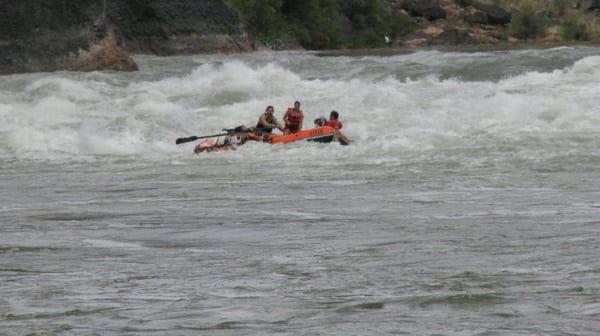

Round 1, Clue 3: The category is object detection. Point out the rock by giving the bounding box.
[469,27,500,43]
[454,0,474,7]
[404,38,429,48]
[0,0,253,75]
[399,0,447,21]
[336,14,354,36]
[423,26,444,37]
[108,0,252,55]
[472,1,512,25]
[578,0,600,11]
[464,8,489,24]
[545,25,560,41]
[430,28,471,45]
[577,0,600,12]
[0,0,110,74]
[431,29,460,45]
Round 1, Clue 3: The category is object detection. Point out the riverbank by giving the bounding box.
[0,0,254,75]
[2,0,600,75]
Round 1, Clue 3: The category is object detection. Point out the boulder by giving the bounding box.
[454,0,474,7]
[578,0,600,11]
[430,28,471,45]
[472,1,512,25]
[399,0,447,21]
[465,8,489,24]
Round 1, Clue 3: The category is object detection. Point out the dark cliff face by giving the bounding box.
[107,0,252,55]
[0,0,106,74]
[0,0,252,75]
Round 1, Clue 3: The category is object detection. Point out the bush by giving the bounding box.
[552,0,569,17]
[456,0,472,8]
[225,0,415,49]
[561,16,590,41]
[510,4,547,39]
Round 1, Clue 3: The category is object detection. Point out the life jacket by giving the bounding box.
[286,109,303,127]
[325,119,342,130]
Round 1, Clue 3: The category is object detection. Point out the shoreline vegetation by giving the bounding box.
[226,0,600,49]
[1,0,600,75]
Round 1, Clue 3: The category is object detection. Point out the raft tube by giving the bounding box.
[269,126,337,144]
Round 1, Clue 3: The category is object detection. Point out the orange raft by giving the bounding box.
[268,126,337,144]
[194,126,345,154]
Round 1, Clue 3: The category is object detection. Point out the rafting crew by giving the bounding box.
[283,101,304,135]
[257,103,349,144]
[179,103,350,153]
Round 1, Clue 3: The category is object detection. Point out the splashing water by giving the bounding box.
[1,48,600,335]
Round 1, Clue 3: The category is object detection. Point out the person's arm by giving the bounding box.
[334,130,351,145]
[299,114,304,130]
[257,114,267,128]
[283,109,291,125]
[275,119,285,132]
[260,115,283,131]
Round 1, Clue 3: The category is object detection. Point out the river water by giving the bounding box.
[1,47,600,335]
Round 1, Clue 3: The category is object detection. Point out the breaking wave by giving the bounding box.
[1,50,599,162]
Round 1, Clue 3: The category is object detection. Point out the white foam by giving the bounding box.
[1,51,599,162]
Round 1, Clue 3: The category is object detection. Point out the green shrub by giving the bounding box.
[552,0,569,17]
[225,0,415,49]
[456,0,472,8]
[510,4,547,39]
[561,16,590,40]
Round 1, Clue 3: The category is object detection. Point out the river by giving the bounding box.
[1,47,600,335]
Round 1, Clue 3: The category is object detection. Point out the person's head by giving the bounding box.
[294,101,301,109]
[266,105,274,115]
[330,110,339,120]
[314,117,326,126]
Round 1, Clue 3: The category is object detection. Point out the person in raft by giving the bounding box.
[256,105,284,133]
[325,110,351,145]
[324,110,343,130]
[283,101,304,135]
[314,116,327,127]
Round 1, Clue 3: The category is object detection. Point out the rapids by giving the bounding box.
[1,47,599,335]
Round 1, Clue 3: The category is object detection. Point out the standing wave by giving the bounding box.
[0,54,599,162]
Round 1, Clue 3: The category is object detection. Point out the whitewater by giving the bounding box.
[1,47,599,335]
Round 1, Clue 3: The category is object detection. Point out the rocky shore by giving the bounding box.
[388,0,513,47]
[0,0,253,75]
[1,0,599,75]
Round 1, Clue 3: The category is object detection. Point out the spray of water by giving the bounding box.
[1,50,599,162]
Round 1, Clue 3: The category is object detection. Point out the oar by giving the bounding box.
[175,133,230,145]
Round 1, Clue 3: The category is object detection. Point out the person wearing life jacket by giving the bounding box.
[256,105,284,133]
[283,101,304,135]
[324,111,350,145]
[324,110,343,130]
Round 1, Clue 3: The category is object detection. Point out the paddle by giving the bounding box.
[175,126,252,145]
[175,133,230,145]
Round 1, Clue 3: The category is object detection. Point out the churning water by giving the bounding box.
[1,47,600,335]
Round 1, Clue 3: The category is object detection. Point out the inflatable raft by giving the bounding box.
[268,126,337,144]
[193,126,346,154]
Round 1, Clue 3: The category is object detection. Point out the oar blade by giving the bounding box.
[175,136,199,145]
